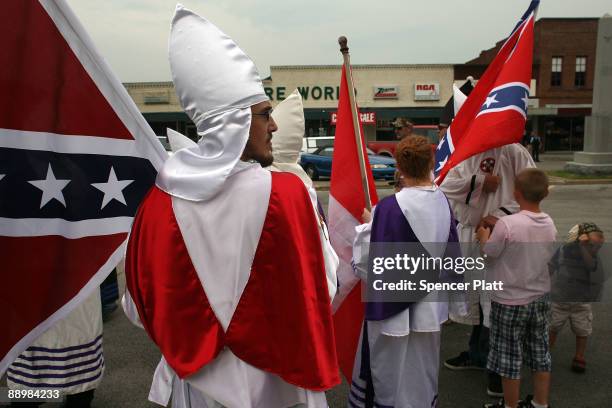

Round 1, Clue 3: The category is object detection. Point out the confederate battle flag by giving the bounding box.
[0,0,165,374]
[434,0,539,184]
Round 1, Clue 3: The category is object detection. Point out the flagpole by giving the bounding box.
[338,36,372,211]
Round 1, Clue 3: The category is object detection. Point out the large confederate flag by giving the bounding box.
[434,0,539,184]
[0,0,165,374]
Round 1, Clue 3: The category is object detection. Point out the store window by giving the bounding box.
[543,116,584,151]
[551,56,563,87]
[305,119,333,138]
[575,56,587,87]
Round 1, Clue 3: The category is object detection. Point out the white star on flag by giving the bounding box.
[521,92,529,109]
[437,137,446,150]
[483,94,499,109]
[92,167,134,209]
[28,164,71,208]
[436,156,448,172]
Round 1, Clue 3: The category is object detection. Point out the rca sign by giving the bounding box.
[414,82,440,101]
[330,111,376,125]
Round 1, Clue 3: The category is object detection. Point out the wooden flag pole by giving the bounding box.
[338,36,372,211]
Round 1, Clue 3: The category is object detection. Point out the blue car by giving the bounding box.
[299,146,396,180]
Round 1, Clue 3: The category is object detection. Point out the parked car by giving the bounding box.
[300,146,396,180]
[367,125,438,157]
[301,136,335,153]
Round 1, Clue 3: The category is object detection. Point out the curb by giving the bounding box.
[547,177,612,186]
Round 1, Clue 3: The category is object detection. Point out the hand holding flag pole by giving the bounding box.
[338,36,372,212]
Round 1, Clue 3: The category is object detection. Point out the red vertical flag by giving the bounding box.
[328,66,378,380]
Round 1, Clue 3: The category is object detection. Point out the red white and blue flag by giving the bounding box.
[0,0,166,375]
[434,0,539,184]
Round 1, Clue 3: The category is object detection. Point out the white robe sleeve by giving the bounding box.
[121,289,144,329]
[307,186,339,301]
[149,357,176,407]
[440,159,486,209]
[489,144,536,219]
[351,214,374,282]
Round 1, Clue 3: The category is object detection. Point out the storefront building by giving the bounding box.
[124,64,455,143]
[263,64,454,141]
[123,81,198,140]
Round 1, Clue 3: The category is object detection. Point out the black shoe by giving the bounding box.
[483,399,506,408]
[487,371,503,397]
[444,351,485,370]
[519,394,552,408]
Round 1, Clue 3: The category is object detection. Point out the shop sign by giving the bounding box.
[373,85,399,99]
[264,86,340,101]
[330,111,376,125]
[414,83,440,101]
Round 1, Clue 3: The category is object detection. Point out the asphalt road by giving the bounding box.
[5,178,612,408]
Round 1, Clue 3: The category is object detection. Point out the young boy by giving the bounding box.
[477,169,557,408]
[549,223,605,373]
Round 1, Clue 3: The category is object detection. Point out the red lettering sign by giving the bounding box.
[330,112,376,125]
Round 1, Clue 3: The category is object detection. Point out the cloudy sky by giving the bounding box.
[67,0,611,82]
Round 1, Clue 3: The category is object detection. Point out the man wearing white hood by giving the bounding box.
[268,89,312,189]
[269,90,337,288]
[123,5,340,408]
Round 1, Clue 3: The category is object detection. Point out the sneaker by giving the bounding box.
[519,395,552,408]
[487,386,504,398]
[444,351,485,370]
[483,399,506,408]
[487,371,503,397]
[571,357,586,373]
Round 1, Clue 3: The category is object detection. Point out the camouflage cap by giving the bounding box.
[391,117,413,129]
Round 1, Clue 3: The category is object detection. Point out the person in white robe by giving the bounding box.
[268,89,338,291]
[122,5,339,408]
[348,136,464,408]
[7,290,104,407]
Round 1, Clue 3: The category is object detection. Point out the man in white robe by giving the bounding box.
[123,6,339,408]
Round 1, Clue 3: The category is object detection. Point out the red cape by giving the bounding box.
[126,172,340,390]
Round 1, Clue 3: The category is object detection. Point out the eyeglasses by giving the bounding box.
[252,109,274,121]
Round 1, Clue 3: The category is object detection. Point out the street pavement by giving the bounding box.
[4,155,612,408]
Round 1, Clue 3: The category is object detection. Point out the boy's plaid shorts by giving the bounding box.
[487,296,552,379]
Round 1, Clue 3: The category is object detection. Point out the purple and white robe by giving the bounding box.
[349,185,465,408]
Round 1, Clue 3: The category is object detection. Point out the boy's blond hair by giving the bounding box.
[515,168,549,203]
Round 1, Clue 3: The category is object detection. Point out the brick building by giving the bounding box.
[456,18,599,151]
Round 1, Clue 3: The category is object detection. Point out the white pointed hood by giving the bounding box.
[268,90,312,188]
[156,4,268,201]
[453,84,468,116]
